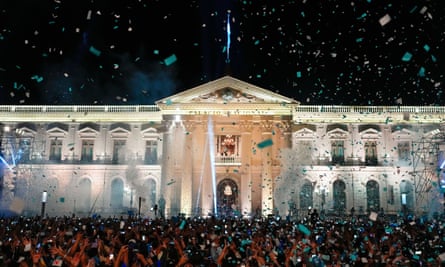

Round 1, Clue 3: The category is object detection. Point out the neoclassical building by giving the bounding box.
[1,76,444,218]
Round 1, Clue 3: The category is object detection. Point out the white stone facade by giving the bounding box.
[0,76,444,218]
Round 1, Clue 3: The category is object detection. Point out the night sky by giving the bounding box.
[0,0,444,105]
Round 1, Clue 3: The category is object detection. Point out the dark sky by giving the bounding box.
[0,0,444,105]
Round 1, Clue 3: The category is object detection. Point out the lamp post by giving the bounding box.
[41,190,47,218]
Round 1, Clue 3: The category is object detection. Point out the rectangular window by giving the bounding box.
[388,185,394,204]
[81,140,94,162]
[113,140,126,164]
[365,141,378,165]
[216,135,240,164]
[49,139,62,161]
[331,140,344,164]
[398,141,410,161]
[19,138,31,163]
[217,135,240,156]
[144,140,158,164]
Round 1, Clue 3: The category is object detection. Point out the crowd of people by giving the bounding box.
[0,210,444,267]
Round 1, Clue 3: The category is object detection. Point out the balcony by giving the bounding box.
[214,155,242,165]
[317,156,383,167]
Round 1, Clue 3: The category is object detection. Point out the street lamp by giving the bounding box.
[41,190,47,218]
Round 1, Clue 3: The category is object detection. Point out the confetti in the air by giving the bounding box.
[0,0,442,105]
[89,46,102,57]
[163,54,177,66]
[378,14,391,26]
[257,139,273,149]
[402,52,413,62]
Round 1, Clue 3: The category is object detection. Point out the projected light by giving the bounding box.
[175,108,181,123]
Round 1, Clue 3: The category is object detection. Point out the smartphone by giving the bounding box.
[109,254,114,260]
[147,244,152,254]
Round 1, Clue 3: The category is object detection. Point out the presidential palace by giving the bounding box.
[1,76,444,218]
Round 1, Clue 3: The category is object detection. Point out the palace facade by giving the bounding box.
[1,76,444,218]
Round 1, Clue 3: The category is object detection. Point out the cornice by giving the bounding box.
[0,104,444,124]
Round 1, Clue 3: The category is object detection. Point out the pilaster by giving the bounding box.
[240,120,253,217]
[160,120,175,217]
[260,120,274,216]
[180,120,195,216]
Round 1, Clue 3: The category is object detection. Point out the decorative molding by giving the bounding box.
[191,87,260,103]
[182,121,196,133]
[260,120,274,130]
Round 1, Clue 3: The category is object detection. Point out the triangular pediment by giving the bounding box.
[47,127,67,138]
[156,76,299,106]
[327,128,349,139]
[360,128,382,139]
[78,127,99,138]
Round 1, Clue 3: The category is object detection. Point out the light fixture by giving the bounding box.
[222,135,235,146]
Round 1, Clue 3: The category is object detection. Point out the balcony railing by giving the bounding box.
[214,155,242,165]
[294,105,445,113]
[0,105,160,113]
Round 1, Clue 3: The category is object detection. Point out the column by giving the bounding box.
[200,118,215,216]
[240,120,253,217]
[260,120,274,216]
[191,120,209,216]
[160,121,174,217]
[170,122,186,216]
[180,120,194,216]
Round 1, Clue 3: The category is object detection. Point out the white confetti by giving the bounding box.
[379,14,391,26]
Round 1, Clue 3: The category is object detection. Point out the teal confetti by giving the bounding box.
[297,224,311,236]
[257,139,273,149]
[31,75,44,83]
[164,54,177,66]
[401,52,412,62]
[423,44,430,52]
[89,46,101,57]
[296,71,302,78]
[418,67,425,77]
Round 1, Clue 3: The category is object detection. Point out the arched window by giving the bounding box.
[217,179,238,217]
[142,179,157,209]
[110,179,124,208]
[299,181,313,210]
[366,180,380,212]
[78,178,91,213]
[333,180,346,213]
